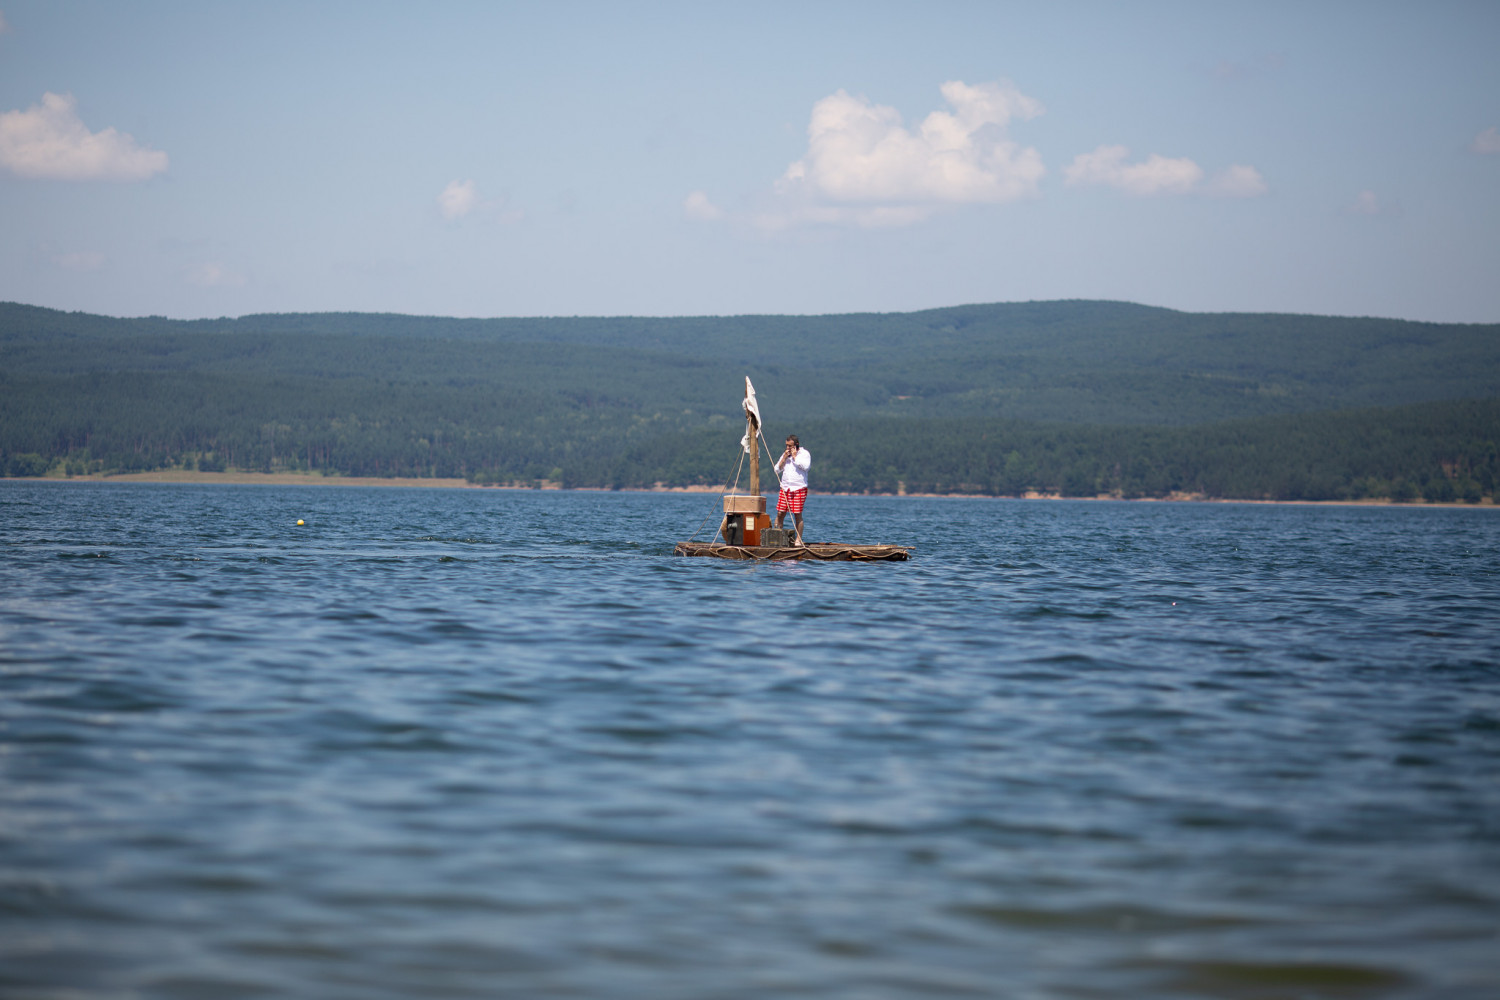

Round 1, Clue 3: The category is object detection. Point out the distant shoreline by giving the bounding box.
[2,470,1493,508]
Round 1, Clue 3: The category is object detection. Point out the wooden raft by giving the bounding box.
[674,378,911,563]
[673,542,912,562]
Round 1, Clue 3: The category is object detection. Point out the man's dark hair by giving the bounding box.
[786,434,800,448]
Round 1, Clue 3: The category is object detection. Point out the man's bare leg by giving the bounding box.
[792,513,804,545]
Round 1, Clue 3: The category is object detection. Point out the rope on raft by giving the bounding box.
[685,447,747,544]
[758,427,779,481]
[684,423,781,546]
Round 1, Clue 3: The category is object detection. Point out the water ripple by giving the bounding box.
[2,484,1498,999]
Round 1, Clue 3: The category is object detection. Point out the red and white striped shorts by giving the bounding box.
[777,488,807,514]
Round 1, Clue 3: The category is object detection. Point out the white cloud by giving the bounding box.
[1064,145,1202,195]
[1472,126,1500,155]
[436,178,523,224]
[1349,190,1381,215]
[1346,189,1400,217]
[1064,145,1266,198]
[683,190,723,222]
[187,262,246,287]
[1204,163,1268,198]
[0,92,168,180]
[52,250,106,272]
[438,178,479,220]
[765,79,1046,228]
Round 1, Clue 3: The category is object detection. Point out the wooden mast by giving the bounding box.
[748,408,760,500]
[720,377,767,546]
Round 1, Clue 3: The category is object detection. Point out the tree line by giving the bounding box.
[2,368,1494,503]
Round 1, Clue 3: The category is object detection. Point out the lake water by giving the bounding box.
[2,482,1498,999]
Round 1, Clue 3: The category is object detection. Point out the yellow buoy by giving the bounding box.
[297,519,305,526]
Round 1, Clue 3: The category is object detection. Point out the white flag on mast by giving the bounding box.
[740,376,761,454]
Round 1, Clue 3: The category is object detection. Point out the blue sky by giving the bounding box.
[1,1,1496,322]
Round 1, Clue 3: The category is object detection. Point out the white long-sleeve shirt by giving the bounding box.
[776,447,811,492]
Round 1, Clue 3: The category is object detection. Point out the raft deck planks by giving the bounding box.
[673,542,912,561]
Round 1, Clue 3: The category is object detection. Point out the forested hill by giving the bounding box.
[2,300,1497,502]
[3,299,1498,425]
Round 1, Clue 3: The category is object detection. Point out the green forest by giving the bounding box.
[2,300,1497,502]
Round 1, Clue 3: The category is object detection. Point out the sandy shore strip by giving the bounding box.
[19,470,485,489]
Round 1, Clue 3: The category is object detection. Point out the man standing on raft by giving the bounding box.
[774,434,811,546]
